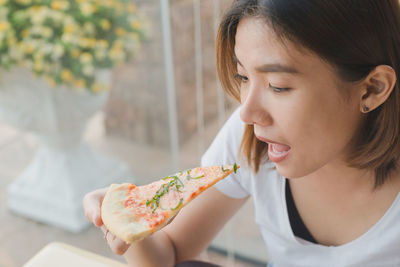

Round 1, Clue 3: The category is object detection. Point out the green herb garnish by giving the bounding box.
[186,169,204,180]
[146,175,184,213]
[233,163,238,173]
[171,198,183,210]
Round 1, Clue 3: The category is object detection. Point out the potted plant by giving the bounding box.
[0,0,145,232]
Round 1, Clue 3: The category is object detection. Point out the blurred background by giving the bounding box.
[0,0,269,266]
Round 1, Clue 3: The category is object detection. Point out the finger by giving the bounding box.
[101,226,130,255]
[93,214,103,227]
[83,187,108,226]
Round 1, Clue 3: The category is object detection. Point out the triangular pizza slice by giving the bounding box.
[101,164,239,244]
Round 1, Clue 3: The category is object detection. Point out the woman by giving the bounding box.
[83,0,400,266]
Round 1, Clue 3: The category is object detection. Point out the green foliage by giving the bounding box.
[0,0,145,92]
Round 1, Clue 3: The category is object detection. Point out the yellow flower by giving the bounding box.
[75,79,86,89]
[33,50,44,60]
[0,22,9,32]
[105,0,115,7]
[61,33,79,44]
[110,48,125,63]
[97,39,108,49]
[113,39,124,49]
[33,60,44,72]
[51,1,70,11]
[42,27,53,38]
[91,83,102,93]
[80,38,96,48]
[100,19,111,30]
[63,25,76,34]
[95,49,106,60]
[131,20,141,30]
[116,28,125,37]
[84,22,95,34]
[80,52,93,64]
[80,3,96,16]
[53,44,64,58]
[16,0,31,5]
[25,43,35,54]
[88,38,96,48]
[31,6,41,13]
[7,36,16,46]
[51,11,64,23]
[45,76,56,88]
[17,42,24,51]
[61,69,73,82]
[21,29,29,38]
[82,65,94,76]
[127,3,137,14]
[71,49,81,58]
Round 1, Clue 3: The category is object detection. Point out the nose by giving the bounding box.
[239,83,272,127]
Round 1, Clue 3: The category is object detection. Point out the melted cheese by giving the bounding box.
[122,165,233,230]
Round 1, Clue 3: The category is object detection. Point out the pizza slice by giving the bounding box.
[101,164,239,244]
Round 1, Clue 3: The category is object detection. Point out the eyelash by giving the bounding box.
[269,84,291,93]
[233,73,291,92]
[234,73,248,82]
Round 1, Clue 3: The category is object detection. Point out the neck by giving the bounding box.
[295,160,376,197]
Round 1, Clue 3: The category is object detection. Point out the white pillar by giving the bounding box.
[160,0,179,171]
[194,0,205,156]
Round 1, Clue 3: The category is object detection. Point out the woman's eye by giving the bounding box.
[234,73,248,83]
[269,83,290,92]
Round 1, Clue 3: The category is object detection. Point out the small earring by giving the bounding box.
[363,106,370,113]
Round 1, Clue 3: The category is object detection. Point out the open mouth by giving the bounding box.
[268,142,291,163]
[256,135,291,163]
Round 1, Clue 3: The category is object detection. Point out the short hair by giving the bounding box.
[216,0,400,187]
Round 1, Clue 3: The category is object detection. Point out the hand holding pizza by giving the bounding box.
[83,187,131,255]
[83,164,238,252]
[100,164,238,244]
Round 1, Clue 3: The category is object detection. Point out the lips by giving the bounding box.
[256,135,291,163]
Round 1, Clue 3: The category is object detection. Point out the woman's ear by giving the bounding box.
[359,65,397,113]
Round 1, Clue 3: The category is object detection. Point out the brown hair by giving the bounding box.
[216,0,400,187]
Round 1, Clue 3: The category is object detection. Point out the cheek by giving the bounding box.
[239,89,247,103]
[289,97,359,167]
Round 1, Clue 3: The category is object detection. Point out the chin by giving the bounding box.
[274,163,311,179]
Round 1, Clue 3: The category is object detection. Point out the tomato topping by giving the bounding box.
[124,197,136,208]
[126,184,137,196]
[148,212,167,229]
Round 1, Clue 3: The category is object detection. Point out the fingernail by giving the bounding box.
[93,215,100,226]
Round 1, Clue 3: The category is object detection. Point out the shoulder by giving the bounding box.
[211,107,244,146]
[202,107,244,166]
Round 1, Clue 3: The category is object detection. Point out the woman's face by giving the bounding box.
[235,18,363,178]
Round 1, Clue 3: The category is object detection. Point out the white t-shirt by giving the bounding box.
[201,107,400,267]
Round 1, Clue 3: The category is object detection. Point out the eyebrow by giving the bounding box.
[233,54,300,74]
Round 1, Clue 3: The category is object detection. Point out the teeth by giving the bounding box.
[270,144,289,155]
[271,147,286,155]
